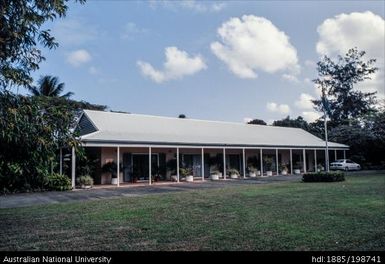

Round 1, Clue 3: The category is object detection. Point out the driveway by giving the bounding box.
[0,175,302,209]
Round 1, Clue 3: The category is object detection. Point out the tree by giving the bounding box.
[247,119,266,125]
[178,114,187,118]
[28,75,73,98]
[0,0,85,89]
[312,48,378,127]
[272,116,308,129]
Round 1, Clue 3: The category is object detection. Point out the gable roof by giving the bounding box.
[79,110,348,149]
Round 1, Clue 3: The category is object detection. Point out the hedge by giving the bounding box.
[302,172,345,182]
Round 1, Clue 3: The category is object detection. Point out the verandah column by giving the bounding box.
[275,149,279,176]
[223,148,226,180]
[314,149,317,172]
[290,149,293,175]
[260,149,263,176]
[343,150,346,159]
[117,146,120,187]
[176,147,180,182]
[334,149,337,161]
[303,149,307,173]
[242,148,246,179]
[201,148,204,181]
[148,147,152,185]
[71,146,76,189]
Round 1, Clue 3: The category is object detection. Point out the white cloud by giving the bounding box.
[243,117,253,123]
[302,111,322,122]
[67,49,92,67]
[304,78,312,84]
[88,66,99,75]
[266,102,290,114]
[121,22,148,40]
[149,0,226,13]
[211,15,299,79]
[304,60,316,68]
[295,93,315,110]
[137,46,207,83]
[316,11,385,98]
[282,74,299,83]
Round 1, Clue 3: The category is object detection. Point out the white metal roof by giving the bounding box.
[80,110,348,149]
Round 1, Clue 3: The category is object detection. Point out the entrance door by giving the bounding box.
[132,155,149,181]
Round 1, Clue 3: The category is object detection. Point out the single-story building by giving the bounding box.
[66,110,349,187]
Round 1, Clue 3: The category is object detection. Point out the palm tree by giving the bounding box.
[28,75,74,98]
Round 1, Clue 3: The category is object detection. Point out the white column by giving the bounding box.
[117,147,120,186]
[242,148,246,179]
[71,147,76,189]
[223,148,226,180]
[276,149,279,176]
[314,149,317,172]
[290,149,293,175]
[303,149,307,173]
[149,147,152,185]
[176,147,180,182]
[201,148,204,181]
[260,149,263,176]
[59,148,63,175]
[334,149,337,161]
[343,150,346,159]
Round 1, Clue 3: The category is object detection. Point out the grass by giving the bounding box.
[0,172,384,251]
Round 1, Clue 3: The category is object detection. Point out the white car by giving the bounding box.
[330,159,361,171]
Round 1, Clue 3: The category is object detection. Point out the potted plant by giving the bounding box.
[264,157,273,176]
[76,175,94,189]
[317,164,324,172]
[210,170,221,180]
[248,166,257,177]
[180,167,193,182]
[102,161,118,184]
[227,168,240,179]
[294,162,302,174]
[280,164,289,175]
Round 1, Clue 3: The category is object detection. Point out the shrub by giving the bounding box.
[180,167,192,177]
[76,175,94,186]
[302,172,345,182]
[227,168,240,176]
[46,173,72,191]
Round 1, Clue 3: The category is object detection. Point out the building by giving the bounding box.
[67,110,349,187]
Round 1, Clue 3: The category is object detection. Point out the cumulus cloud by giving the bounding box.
[295,93,315,110]
[149,0,226,13]
[210,15,299,79]
[266,102,290,114]
[302,111,322,122]
[121,22,148,40]
[282,74,300,83]
[67,49,92,67]
[137,46,207,83]
[316,11,385,98]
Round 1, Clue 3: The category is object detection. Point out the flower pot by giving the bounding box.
[81,184,92,189]
[111,178,118,185]
[249,172,257,177]
[185,175,194,182]
[230,174,238,179]
[210,174,219,180]
[294,169,301,175]
[171,175,178,182]
[281,170,288,175]
[266,171,273,176]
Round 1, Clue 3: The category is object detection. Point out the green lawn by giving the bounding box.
[1,173,384,251]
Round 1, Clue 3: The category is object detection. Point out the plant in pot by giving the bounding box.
[102,161,118,185]
[280,164,289,175]
[294,162,302,174]
[264,157,273,176]
[210,165,221,180]
[227,168,240,179]
[180,167,193,182]
[317,164,324,172]
[76,175,94,189]
[248,166,258,177]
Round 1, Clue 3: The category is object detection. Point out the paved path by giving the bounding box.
[0,175,302,209]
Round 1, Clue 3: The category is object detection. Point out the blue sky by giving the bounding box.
[28,0,384,124]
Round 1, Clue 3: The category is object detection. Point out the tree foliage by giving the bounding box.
[247,118,266,125]
[28,75,73,98]
[0,0,85,88]
[0,91,80,192]
[312,48,378,126]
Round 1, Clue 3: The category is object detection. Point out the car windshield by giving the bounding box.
[335,159,345,163]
